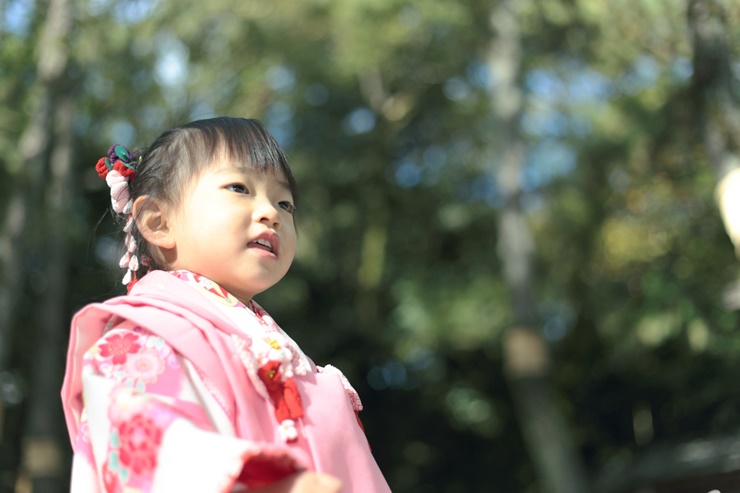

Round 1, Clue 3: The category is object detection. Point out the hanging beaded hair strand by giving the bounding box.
[95,144,148,291]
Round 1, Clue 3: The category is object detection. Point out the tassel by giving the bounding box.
[126,234,137,252]
[106,170,130,213]
[119,251,130,268]
[126,272,138,293]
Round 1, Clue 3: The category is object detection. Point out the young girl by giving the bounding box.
[61,117,391,493]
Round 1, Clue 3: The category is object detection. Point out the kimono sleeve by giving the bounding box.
[71,322,304,493]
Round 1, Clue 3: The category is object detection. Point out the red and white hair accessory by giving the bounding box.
[95,144,142,290]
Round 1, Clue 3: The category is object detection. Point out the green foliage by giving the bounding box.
[2,0,740,491]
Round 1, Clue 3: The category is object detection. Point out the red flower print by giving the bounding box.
[258,361,304,423]
[99,332,141,365]
[117,413,163,476]
[102,460,119,493]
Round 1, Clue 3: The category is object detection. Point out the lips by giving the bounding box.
[248,231,280,255]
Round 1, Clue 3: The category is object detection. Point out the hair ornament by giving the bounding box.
[120,249,140,288]
[122,268,133,286]
[95,144,142,291]
[119,252,131,269]
[123,215,134,233]
[105,171,132,214]
[96,144,139,214]
[125,233,137,252]
[95,144,138,180]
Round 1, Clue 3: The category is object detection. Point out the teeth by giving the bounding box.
[254,238,273,250]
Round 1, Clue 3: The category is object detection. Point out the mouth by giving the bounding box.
[248,232,279,256]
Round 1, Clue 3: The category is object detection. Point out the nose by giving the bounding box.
[253,197,280,228]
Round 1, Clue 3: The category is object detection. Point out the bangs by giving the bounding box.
[182,118,298,203]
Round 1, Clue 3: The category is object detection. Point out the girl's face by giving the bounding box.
[164,160,297,303]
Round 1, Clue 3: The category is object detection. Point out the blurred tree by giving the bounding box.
[6,0,78,491]
[488,2,589,492]
[1,0,740,492]
[688,0,740,258]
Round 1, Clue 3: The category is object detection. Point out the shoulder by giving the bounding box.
[72,271,188,326]
[126,270,192,303]
[75,271,210,332]
[85,321,169,362]
[72,274,211,375]
[82,320,182,390]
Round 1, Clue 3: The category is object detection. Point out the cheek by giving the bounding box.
[284,231,298,259]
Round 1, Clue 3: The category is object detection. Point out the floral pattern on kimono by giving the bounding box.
[74,321,304,493]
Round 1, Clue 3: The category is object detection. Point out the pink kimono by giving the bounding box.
[61,270,391,493]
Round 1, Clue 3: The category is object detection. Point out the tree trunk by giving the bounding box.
[488,2,590,492]
[0,0,64,448]
[14,0,76,491]
[20,93,77,493]
[0,191,31,373]
[688,0,740,257]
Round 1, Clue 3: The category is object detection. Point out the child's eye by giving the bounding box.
[278,201,296,214]
[226,184,248,194]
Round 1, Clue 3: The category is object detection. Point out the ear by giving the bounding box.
[133,196,176,250]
